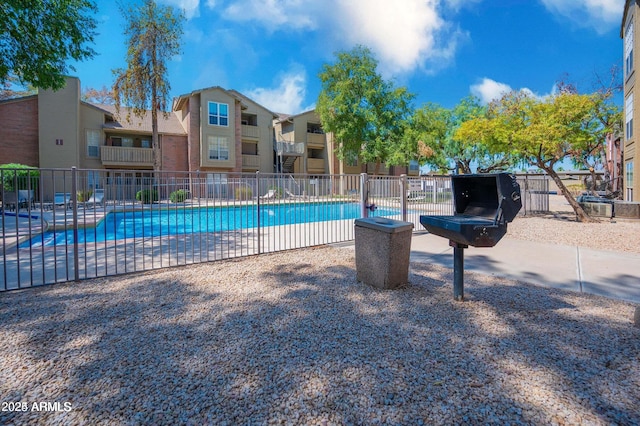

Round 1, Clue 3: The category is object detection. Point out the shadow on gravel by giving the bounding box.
[0,252,639,425]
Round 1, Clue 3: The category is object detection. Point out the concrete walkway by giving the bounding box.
[405,231,640,304]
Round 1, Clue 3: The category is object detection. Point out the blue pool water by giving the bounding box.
[27,202,400,247]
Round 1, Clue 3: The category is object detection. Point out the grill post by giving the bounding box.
[450,241,467,301]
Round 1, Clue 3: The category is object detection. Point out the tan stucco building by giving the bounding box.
[0,77,419,183]
[622,0,640,201]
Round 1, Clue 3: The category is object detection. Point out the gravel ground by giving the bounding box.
[1,234,639,425]
[508,195,640,254]
[507,215,640,253]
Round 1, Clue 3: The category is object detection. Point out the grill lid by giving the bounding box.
[452,173,521,224]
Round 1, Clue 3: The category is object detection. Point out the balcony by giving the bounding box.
[101,146,154,168]
[306,132,325,148]
[241,124,259,139]
[275,141,304,156]
[242,154,260,170]
[307,158,325,173]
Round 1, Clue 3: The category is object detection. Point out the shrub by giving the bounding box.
[136,189,159,204]
[235,187,253,200]
[169,189,188,203]
[76,190,93,203]
[0,163,40,192]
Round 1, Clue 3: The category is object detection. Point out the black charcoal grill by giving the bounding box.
[420,173,522,301]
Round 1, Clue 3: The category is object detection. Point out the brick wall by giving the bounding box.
[188,96,200,172]
[161,135,189,171]
[0,97,39,166]
[233,100,242,173]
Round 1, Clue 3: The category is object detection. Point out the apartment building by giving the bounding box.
[0,77,189,172]
[273,109,419,177]
[0,77,419,185]
[172,87,278,174]
[622,0,639,201]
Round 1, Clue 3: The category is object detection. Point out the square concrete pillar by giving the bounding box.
[354,218,414,289]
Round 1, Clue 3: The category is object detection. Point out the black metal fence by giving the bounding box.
[0,168,549,292]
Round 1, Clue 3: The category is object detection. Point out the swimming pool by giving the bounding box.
[27,202,401,247]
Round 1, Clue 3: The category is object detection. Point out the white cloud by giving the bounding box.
[220,0,471,75]
[470,78,551,104]
[161,0,200,19]
[223,0,322,31]
[335,0,462,75]
[539,0,621,33]
[470,78,514,104]
[245,71,310,114]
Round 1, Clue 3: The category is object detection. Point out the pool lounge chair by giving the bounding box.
[54,193,72,209]
[2,192,18,211]
[17,190,34,210]
[284,189,306,200]
[83,189,105,209]
[260,189,278,200]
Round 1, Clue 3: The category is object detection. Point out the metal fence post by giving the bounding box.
[360,173,368,218]
[400,174,408,222]
[256,171,261,254]
[71,167,80,282]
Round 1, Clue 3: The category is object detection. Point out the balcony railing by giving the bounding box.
[241,124,259,139]
[307,158,325,173]
[242,154,260,169]
[101,146,154,167]
[275,141,305,156]
[306,132,325,148]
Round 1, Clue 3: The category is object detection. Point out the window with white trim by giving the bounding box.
[208,136,229,160]
[208,102,229,126]
[626,20,634,76]
[626,94,634,140]
[86,129,101,158]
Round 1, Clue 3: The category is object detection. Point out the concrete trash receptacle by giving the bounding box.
[354,217,414,289]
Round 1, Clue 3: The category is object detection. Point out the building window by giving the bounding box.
[86,130,101,158]
[627,160,634,201]
[409,160,419,172]
[626,94,634,140]
[87,170,101,189]
[208,136,229,160]
[626,20,634,76]
[208,102,229,126]
[141,139,151,148]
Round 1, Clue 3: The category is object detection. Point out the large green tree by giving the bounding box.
[0,0,97,90]
[112,0,184,170]
[400,102,450,172]
[403,96,513,174]
[316,45,414,174]
[558,69,623,195]
[456,90,602,222]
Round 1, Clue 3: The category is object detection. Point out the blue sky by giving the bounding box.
[71,0,623,114]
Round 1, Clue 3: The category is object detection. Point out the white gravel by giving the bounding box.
[508,215,640,253]
[1,224,639,425]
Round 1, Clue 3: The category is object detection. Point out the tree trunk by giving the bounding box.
[543,166,597,223]
[589,168,598,196]
[151,107,160,171]
[373,160,381,176]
